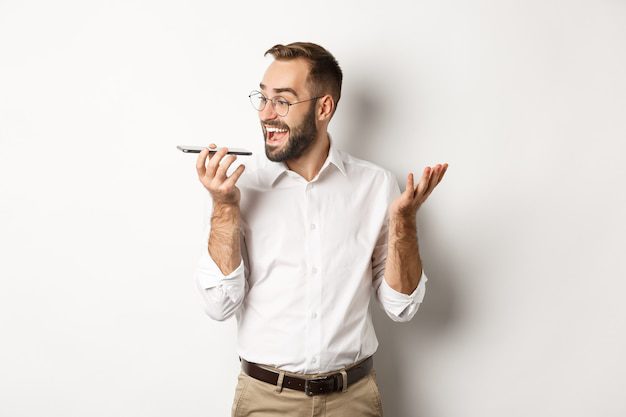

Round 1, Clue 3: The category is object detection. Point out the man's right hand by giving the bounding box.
[196,143,246,206]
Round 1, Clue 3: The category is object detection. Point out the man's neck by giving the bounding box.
[285,130,330,182]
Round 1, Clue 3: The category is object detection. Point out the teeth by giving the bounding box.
[266,127,288,133]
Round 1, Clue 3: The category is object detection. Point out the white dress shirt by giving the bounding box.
[195,134,427,373]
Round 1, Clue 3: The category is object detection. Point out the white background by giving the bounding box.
[1,1,625,416]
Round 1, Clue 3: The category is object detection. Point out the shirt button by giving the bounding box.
[310,223,316,230]
[312,267,318,274]
[312,357,317,364]
[311,312,317,319]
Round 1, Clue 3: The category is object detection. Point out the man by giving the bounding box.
[194,42,448,417]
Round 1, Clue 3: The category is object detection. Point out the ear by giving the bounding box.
[317,95,335,121]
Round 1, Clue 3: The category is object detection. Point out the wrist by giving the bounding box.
[213,201,240,212]
[389,211,417,230]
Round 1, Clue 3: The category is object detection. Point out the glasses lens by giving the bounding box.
[249,92,265,111]
[274,99,289,116]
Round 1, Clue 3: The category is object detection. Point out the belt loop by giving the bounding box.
[340,369,348,393]
[275,370,286,393]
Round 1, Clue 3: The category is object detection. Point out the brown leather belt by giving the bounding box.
[240,356,373,396]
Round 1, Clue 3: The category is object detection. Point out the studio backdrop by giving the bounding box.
[1,1,625,416]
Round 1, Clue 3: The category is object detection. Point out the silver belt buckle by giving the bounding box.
[304,377,335,396]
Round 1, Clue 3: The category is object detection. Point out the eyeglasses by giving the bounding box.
[248,90,322,117]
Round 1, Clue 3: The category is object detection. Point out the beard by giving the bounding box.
[263,103,318,162]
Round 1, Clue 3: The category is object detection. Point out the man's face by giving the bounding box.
[258,58,318,162]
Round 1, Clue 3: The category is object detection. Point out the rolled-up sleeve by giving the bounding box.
[371,171,427,322]
[194,201,249,322]
[375,271,427,322]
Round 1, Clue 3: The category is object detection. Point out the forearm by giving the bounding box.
[208,202,242,276]
[384,213,423,295]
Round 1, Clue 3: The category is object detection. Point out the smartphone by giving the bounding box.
[177,145,253,155]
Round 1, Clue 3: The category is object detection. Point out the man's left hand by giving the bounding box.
[389,163,449,219]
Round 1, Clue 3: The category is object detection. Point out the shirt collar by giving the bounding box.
[262,133,347,186]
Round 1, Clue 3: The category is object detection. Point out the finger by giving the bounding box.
[436,163,448,185]
[405,173,415,197]
[206,147,229,179]
[424,165,442,197]
[224,164,246,187]
[206,143,218,162]
[415,167,432,196]
[196,148,210,177]
[215,155,238,180]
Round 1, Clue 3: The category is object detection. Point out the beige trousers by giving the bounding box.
[231,363,383,417]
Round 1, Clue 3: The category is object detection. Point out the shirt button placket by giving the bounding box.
[306,182,322,371]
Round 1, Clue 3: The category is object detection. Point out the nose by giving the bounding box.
[259,99,278,120]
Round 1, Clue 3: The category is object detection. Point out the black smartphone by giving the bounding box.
[176,145,253,155]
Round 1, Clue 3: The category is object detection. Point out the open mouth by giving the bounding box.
[266,126,289,145]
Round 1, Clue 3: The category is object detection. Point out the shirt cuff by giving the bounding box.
[195,253,245,289]
[378,270,428,317]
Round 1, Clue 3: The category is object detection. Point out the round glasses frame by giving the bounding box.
[248,90,323,117]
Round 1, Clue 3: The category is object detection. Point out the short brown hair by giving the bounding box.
[264,42,343,116]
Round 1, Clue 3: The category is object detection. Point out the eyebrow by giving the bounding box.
[259,83,299,98]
